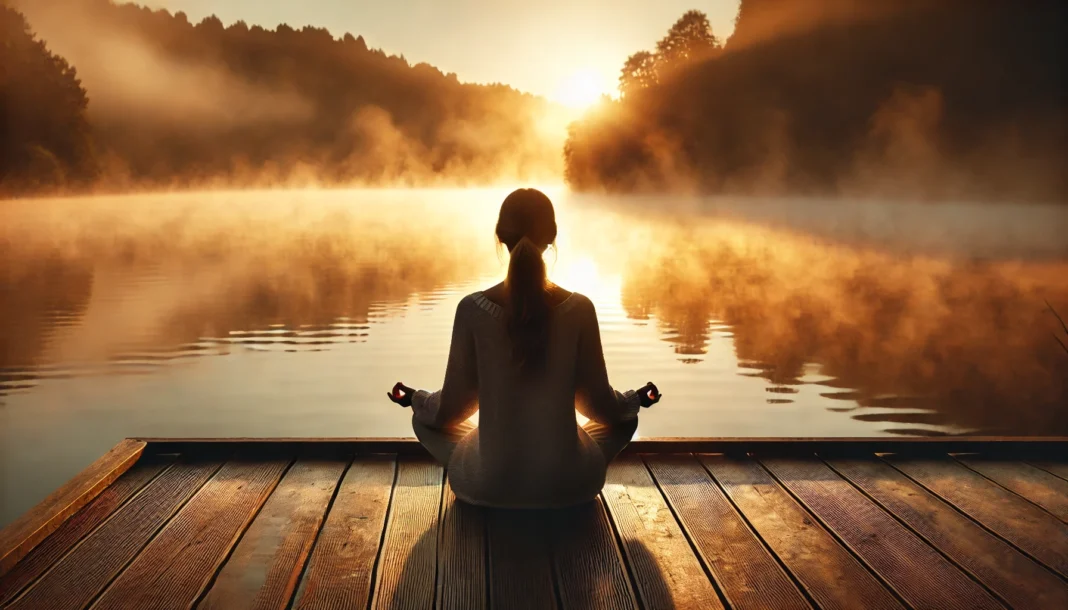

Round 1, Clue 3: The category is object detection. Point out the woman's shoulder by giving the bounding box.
[462,290,503,318]
[557,289,594,314]
[457,288,593,318]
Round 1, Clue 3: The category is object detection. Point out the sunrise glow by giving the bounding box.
[551,68,610,109]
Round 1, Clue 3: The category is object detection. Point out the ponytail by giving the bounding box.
[505,236,551,373]
[495,187,557,374]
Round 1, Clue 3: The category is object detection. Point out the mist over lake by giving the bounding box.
[2,189,1066,526]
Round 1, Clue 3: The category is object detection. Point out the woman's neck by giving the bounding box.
[482,282,571,307]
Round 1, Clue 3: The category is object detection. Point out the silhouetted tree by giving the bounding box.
[0,3,95,195]
[655,10,719,74]
[619,51,658,98]
[564,1,1067,202]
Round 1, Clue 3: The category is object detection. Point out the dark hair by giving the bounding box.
[495,188,558,373]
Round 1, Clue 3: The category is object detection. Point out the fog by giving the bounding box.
[565,2,1066,203]
[569,195,1068,432]
[11,0,569,192]
[2,190,1066,435]
[21,1,312,127]
[3,0,1066,435]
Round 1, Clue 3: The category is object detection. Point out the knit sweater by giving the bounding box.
[412,290,641,508]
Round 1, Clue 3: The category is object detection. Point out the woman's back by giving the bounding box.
[410,290,642,507]
[465,290,602,506]
[473,283,580,463]
[391,188,658,509]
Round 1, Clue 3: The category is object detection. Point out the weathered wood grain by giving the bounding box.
[700,455,902,610]
[646,454,808,610]
[6,440,1065,610]
[6,458,219,610]
[0,439,145,575]
[957,458,1068,522]
[90,458,289,610]
[198,460,347,610]
[602,457,723,610]
[830,458,1068,609]
[1031,461,1068,482]
[0,456,169,605]
[763,458,1002,610]
[437,479,486,610]
[369,457,443,610]
[888,457,1068,576]
[291,455,396,610]
[550,497,638,610]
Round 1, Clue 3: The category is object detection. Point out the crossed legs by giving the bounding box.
[412,414,637,466]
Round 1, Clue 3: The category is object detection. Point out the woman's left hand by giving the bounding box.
[387,382,416,407]
[638,381,662,408]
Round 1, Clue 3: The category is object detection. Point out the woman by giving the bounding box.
[387,188,661,508]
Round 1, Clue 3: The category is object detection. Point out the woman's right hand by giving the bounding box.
[638,381,662,408]
[387,382,415,407]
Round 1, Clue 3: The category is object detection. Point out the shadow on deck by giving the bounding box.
[1,438,1067,609]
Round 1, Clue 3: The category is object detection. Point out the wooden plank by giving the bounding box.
[1032,461,1068,481]
[487,510,556,610]
[550,497,638,610]
[198,460,347,610]
[830,458,1068,610]
[291,455,396,610]
[369,456,443,610]
[91,458,290,610]
[140,437,1068,459]
[437,479,486,610]
[957,458,1068,522]
[144,439,426,459]
[762,458,1002,610]
[602,457,723,610]
[0,439,145,575]
[700,455,903,610]
[631,437,1068,459]
[645,455,808,610]
[0,456,170,605]
[5,458,220,610]
[888,457,1068,576]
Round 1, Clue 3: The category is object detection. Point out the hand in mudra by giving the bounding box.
[638,381,662,408]
[387,382,416,407]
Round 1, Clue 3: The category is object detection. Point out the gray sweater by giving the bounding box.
[412,291,641,508]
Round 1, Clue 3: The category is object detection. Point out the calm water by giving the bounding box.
[2,188,1067,526]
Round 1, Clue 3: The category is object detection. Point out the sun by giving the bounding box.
[552,68,609,110]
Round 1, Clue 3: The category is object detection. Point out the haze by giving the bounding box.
[141,0,742,106]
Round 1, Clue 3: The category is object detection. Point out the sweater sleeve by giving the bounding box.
[575,297,641,424]
[412,299,479,428]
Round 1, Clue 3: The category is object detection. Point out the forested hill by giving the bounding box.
[1,3,96,194]
[565,0,1067,202]
[5,0,563,194]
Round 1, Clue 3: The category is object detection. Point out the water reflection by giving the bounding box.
[0,190,501,395]
[586,202,1068,435]
[1,189,1066,439]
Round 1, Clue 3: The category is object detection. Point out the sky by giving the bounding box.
[143,1,741,106]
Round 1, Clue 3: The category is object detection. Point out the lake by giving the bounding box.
[2,188,1067,527]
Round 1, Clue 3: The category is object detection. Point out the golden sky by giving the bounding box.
[144,1,741,106]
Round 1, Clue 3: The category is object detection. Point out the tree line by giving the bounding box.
[565,0,1067,202]
[1,3,96,194]
[6,0,1065,201]
[2,0,562,196]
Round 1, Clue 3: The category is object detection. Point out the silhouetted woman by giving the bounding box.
[387,188,660,508]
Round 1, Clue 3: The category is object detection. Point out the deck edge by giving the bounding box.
[0,438,145,576]
[135,436,1068,459]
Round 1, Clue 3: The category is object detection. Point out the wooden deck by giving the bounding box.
[1,438,1066,609]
